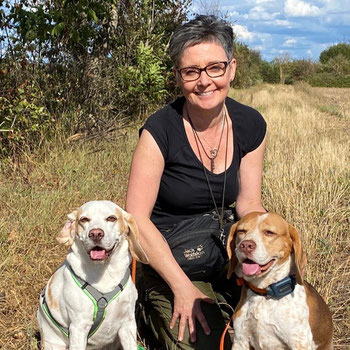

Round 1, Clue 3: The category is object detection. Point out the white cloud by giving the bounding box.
[256,0,275,3]
[232,24,254,42]
[228,10,240,17]
[190,0,349,61]
[306,49,313,58]
[269,19,294,27]
[284,0,321,17]
[243,6,280,20]
[283,38,297,47]
[252,45,264,51]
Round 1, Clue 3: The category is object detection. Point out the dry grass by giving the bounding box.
[0,132,138,349]
[230,84,350,348]
[1,84,349,349]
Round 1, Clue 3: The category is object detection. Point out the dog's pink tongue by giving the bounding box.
[90,249,106,260]
[242,261,261,275]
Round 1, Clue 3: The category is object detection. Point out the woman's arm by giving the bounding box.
[126,129,186,287]
[126,129,213,342]
[235,135,267,219]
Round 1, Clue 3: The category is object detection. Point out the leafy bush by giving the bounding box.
[233,42,263,88]
[0,83,54,156]
[116,41,168,117]
[323,54,350,76]
[0,0,190,157]
[288,59,316,82]
[308,72,350,88]
[260,61,280,83]
[315,43,350,87]
[320,43,350,64]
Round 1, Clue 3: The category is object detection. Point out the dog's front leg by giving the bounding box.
[117,320,138,350]
[232,339,252,350]
[288,340,317,350]
[68,322,91,350]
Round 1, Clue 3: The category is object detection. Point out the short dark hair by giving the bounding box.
[169,15,234,68]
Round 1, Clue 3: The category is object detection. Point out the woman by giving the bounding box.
[126,15,266,349]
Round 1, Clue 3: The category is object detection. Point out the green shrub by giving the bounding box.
[325,54,350,76]
[308,72,350,88]
[288,59,316,82]
[320,43,350,64]
[116,41,168,117]
[1,0,189,150]
[0,84,54,156]
[260,61,280,83]
[233,42,263,88]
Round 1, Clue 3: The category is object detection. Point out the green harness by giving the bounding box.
[41,263,130,339]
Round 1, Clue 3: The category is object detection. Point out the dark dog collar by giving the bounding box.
[236,275,296,300]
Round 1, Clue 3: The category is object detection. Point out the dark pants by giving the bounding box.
[137,264,241,350]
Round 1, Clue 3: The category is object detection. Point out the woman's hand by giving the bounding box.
[170,282,214,343]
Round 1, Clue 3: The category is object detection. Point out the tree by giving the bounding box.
[232,42,263,88]
[289,59,315,82]
[260,61,279,84]
[273,53,291,84]
[319,43,350,64]
[1,0,190,156]
[7,0,190,121]
[310,42,350,87]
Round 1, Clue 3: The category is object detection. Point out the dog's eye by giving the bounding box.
[106,216,117,222]
[265,230,276,236]
[79,217,90,223]
[236,229,246,235]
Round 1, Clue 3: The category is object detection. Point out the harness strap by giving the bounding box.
[41,263,130,338]
[67,264,130,337]
[41,290,69,337]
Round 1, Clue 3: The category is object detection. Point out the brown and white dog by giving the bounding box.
[37,200,148,350]
[227,212,333,350]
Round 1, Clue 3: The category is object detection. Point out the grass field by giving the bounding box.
[0,84,349,349]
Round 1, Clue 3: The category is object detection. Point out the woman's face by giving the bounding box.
[175,41,236,113]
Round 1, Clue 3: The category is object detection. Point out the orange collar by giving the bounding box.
[236,277,268,295]
[236,275,297,299]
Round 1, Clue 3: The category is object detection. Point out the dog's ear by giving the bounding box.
[123,212,149,264]
[288,224,307,285]
[57,210,78,247]
[227,222,239,279]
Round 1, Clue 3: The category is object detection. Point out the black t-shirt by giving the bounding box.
[141,96,266,231]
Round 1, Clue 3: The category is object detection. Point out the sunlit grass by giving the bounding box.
[230,84,350,348]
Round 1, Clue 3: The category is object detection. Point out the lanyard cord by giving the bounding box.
[186,104,229,231]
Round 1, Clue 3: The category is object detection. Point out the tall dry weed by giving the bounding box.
[0,84,349,349]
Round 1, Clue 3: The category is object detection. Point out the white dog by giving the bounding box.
[227,212,333,350]
[37,200,148,350]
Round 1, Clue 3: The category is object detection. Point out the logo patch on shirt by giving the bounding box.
[184,245,205,261]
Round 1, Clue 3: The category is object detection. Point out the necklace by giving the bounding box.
[189,106,229,236]
[187,106,226,172]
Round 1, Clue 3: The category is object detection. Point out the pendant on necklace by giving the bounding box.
[210,148,218,158]
[210,148,218,172]
[211,158,215,172]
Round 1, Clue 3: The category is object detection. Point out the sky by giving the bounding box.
[191,0,350,62]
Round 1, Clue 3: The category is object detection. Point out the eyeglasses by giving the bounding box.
[177,61,231,82]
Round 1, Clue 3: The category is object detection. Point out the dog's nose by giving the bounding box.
[89,229,104,242]
[240,240,256,255]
